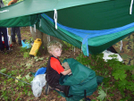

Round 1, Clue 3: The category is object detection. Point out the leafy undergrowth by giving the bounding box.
[76,53,134,101]
[0,27,134,101]
[0,43,81,101]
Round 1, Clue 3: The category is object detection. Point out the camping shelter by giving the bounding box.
[0,0,134,65]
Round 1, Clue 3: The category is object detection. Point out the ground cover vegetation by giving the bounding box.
[0,27,134,101]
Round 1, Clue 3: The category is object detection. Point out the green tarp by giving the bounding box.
[0,0,109,27]
[0,0,134,63]
[0,0,134,29]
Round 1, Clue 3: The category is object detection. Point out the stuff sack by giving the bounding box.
[59,58,103,101]
[31,74,46,97]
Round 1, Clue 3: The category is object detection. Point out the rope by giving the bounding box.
[34,24,36,32]
[130,0,134,15]
[30,26,32,33]
[54,9,58,29]
[0,72,31,85]
[120,40,123,51]
[47,35,50,42]
[39,19,42,27]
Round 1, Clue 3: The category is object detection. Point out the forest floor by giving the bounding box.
[0,27,97,101]
[0,27,132,101]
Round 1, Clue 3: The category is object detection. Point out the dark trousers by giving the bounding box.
[11,27,21,44]
[49,83,70,97]
[0,27,9,51]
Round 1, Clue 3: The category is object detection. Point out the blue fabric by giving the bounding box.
[21,40,31,49]
[34,67,47,77]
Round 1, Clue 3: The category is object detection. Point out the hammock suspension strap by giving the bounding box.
[130,0,134,15]
[54,9,58,29]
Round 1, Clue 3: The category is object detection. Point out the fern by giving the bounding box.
[97,85,107,101]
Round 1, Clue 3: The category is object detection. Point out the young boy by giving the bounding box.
[46,40,71,97]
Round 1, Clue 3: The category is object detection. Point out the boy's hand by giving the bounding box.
[62,62,70,70]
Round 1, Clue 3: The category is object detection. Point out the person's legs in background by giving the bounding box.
[0,27,4,51]
[3,28,10,50]
[15,27,22,45]
[11,27,16,43]
[0,27,10,51]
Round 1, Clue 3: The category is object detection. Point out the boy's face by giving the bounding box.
[50,47,62,57]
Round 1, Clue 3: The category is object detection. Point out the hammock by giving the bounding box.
[37,13,134,56]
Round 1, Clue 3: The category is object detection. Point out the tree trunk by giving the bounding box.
[30,27,48,55]
[30,27,67,56]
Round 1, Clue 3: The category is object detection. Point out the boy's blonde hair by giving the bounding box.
[47,40,62,53]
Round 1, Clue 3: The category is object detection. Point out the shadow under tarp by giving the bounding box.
[58,58,103,101]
